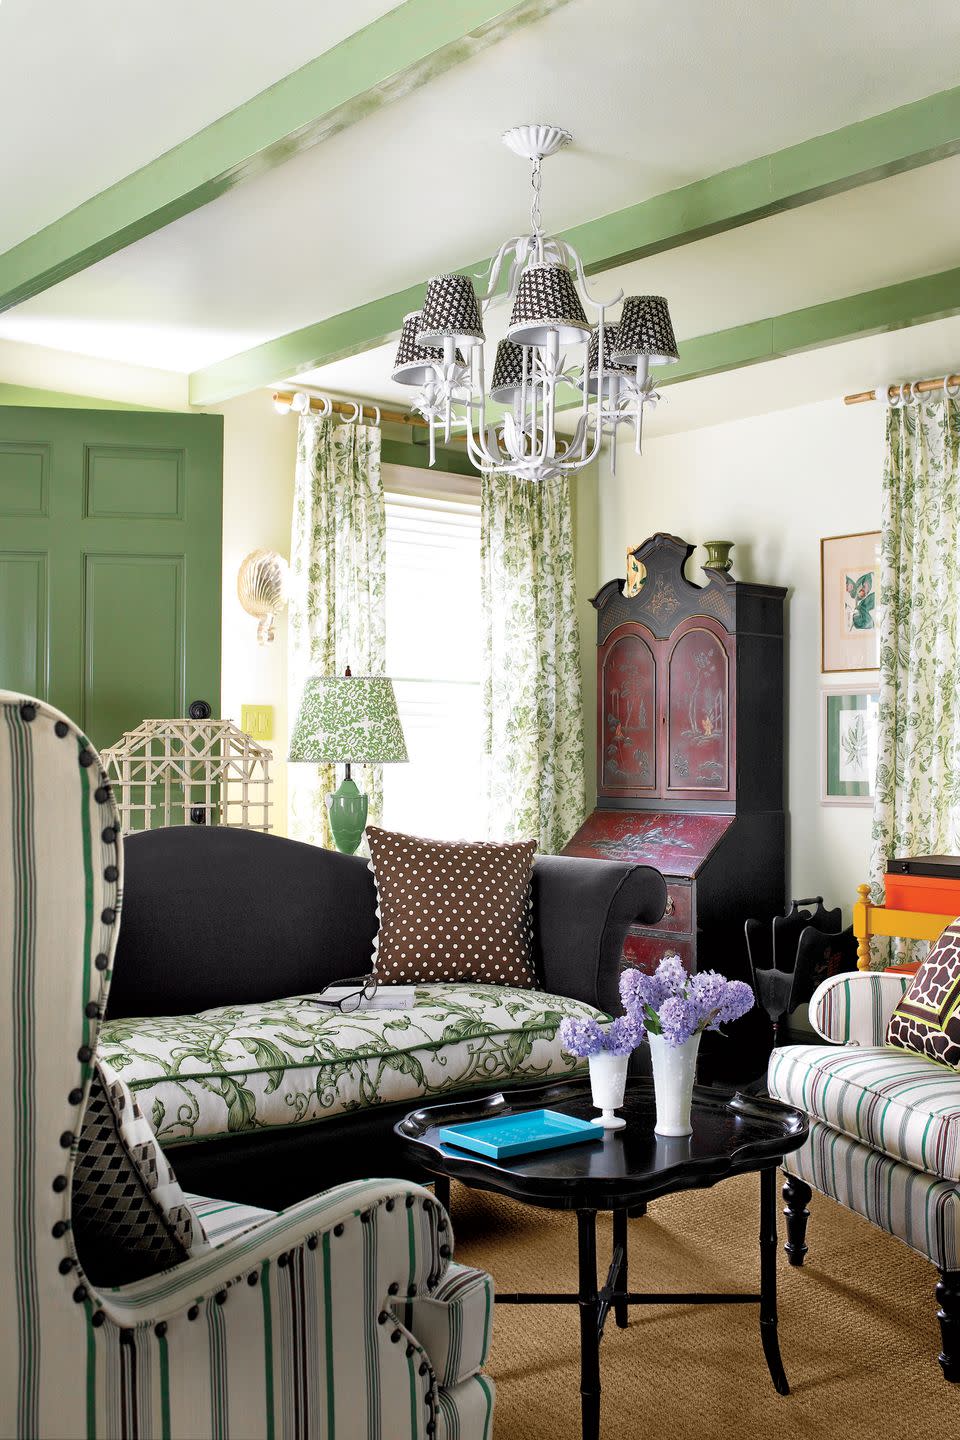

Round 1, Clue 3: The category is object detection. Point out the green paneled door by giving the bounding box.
[0,406,222,750]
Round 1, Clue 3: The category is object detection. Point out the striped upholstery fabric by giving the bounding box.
[784,1119,960,1269]
[185,1193,276,1249]
[0,692,495,1440]
[768,1043,960,1181]
[397,1262,494,1387]
[809,971,911,1047]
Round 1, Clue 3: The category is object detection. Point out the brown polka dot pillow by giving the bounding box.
[366,826,538,987]
[886,921,960,1068]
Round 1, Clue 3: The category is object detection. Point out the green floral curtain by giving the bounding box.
[870,396,960,934]
[288,416,385,847]
[481,471,585,854]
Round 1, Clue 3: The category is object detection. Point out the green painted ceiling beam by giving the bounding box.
[189,82,960,404]
[0,0,569,315]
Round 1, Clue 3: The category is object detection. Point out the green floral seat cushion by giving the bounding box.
[97,984,603,1147]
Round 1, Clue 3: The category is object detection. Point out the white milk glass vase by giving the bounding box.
[588,1051,629,1130]
[648,1031,702,1137]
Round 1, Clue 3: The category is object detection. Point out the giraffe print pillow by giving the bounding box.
[886,921,960,1069]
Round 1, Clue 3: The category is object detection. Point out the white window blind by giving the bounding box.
[382,486,484,841]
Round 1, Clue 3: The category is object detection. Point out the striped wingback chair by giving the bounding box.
[768,969,960,1382]
[0,692,495,1440]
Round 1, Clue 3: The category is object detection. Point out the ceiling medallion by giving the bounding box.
[391,125,679,482]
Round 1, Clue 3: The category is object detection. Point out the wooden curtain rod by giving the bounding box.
[272,391,427,428]
[843,373,960,406]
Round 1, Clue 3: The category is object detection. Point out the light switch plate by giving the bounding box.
[241,704,274,741]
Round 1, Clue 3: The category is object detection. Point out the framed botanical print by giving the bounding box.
[820,531,881,672]
[821,687,879,806]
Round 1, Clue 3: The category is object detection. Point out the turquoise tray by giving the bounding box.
[438,1108,602,1160]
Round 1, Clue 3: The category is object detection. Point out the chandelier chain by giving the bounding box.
[529,157,543,237]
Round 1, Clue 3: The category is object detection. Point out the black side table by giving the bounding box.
[398,1078,807,1440]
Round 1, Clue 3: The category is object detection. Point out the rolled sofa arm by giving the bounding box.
[809,971,911,1047]
[532,856,667,1016]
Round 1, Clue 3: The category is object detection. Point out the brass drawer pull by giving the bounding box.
[664,895,676,916]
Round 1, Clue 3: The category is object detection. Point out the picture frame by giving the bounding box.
[820,531,881,672]
[820,686,879,807]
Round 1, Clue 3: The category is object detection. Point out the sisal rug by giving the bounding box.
[450,1175,957,1439]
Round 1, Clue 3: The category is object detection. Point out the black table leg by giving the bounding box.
[759,1167,790,1395]
[613,1208,629,1329]
[577,1209,601,1440]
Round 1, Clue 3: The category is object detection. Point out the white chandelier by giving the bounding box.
[391,124,679,482]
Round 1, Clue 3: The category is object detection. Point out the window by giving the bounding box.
[381,476,484,840]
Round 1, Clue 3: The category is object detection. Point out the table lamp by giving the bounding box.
[288,669,408,853]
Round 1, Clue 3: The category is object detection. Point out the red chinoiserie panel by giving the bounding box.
[599,625,658,796]
[658,883,692,934]
[667,625,730,794]
[621,930,694,975]
[563,809,734,879]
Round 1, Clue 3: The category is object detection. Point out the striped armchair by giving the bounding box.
[768,969,959,1382]
[0,692,495,1440]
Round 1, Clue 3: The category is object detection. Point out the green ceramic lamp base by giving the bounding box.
[327,774,369,854]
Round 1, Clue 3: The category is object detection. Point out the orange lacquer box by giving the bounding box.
[885,856,960,916]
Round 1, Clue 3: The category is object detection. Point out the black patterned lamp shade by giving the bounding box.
[489,339,530,403]
[612,296,679,367]
[392,312,462,387]
[507,263,591,346]
[581,324,632,396]
[417,274,485,348]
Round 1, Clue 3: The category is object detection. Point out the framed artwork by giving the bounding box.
[820,687,879,806]
[820,531,881,672]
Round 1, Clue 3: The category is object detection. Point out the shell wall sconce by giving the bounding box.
[237,548,290,644]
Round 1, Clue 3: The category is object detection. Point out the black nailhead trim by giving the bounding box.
[277,1253,288,1268]
[77,1046,92,1063]
[333,1224,344,1237]
[408,1286,417,1297]
[20,703,36,722]
[360,1211,371,1223]
[104,865,118,882]
[101,908,115,925]
[419,1363,429,1377]
[248,1272,259,1286]
[53,1176,67,1193]
[439,1245,451,1258]
[73,1286,87,1303]
[406,1344,415,1357]
[94,786,110,804]
[55,720,69,738]
[79,749,94,767]
[68,1088,83,1105]
[95,953,108,971]
[155,1322,167,1338]
[388,1282,399,1295]
[59,1258,75,1274]
[91,1311,106,1328]
[405,1195,415,1208]
[385,1198,394,1211]
[215,1290,227,1305]
[188,1306,199,1321]
[307,1236,318,1250]
[52,1221,69,1238]
[59,1131,73,1148]
[391,1330,402,1343]
[85,1002,100,1019]
[378,1312,389,1325]
[437,1219,448,1232]
[102,827,117,844]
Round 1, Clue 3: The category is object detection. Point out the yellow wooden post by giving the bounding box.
[854,883,872,970]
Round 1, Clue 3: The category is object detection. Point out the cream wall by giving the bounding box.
[592,396,884,916]
[209,394,298,835]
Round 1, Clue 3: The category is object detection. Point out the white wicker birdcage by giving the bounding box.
[101,716,273,834]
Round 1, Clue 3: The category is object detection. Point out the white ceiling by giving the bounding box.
[2,0,960,380]
[0,0,403,252]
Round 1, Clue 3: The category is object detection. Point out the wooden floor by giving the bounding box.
[451,1174,957,1439]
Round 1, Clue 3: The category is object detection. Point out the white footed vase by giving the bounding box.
[588,1051,629,1129]
[648,1031,701,1136]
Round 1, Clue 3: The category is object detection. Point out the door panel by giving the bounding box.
[665,617,735,800]
[597,622,659,798]
[0,406,221,750]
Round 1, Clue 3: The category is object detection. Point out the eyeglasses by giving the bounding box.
[299,973,380,1014]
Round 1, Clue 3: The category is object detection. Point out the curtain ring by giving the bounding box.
[943,374,960,399]
[880,382,902,408]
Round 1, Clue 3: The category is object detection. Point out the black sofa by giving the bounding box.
[104,826,666,1209]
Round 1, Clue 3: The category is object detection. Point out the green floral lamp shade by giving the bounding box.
[288,674,407,855]
[288,675,408,765]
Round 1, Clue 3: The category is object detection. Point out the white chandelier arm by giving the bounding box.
[554,238,624,311]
